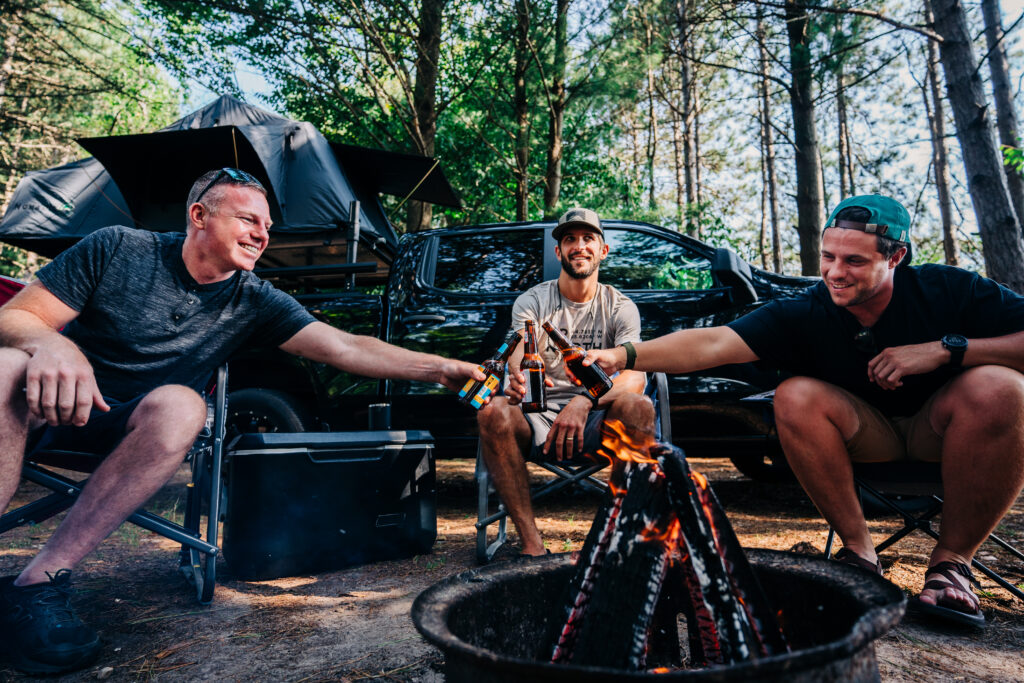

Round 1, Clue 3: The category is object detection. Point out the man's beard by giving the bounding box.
[561,253,599,279]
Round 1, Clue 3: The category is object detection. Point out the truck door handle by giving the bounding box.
[402,313,447,324]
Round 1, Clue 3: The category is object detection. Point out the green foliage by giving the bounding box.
[0,1,181,273]
[1004,145,1024,178]
[0,246,29,279]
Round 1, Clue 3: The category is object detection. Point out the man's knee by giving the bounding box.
[607,392,654,429]
[128,385,207,452]
[937,365,1024,432]
[478,396,517,433]
[0,348,29,399]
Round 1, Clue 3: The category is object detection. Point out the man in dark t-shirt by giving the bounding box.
[0,169,483,674]
[588,195,1024,629]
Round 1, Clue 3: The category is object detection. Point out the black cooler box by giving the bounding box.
[223,430,435,580]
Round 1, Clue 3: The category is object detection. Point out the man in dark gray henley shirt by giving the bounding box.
[0,168,483,674]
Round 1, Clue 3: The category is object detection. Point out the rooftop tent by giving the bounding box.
[0,96,456,264]
[0,157,132,258]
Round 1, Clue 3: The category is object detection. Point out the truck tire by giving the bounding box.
[227,388,313,434]
[729,453,794,484]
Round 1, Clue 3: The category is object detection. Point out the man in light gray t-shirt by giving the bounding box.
[478,207,653,558]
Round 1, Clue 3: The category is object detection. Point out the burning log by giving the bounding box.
[548,420,787,671]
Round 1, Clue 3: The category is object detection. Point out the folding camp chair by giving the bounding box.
[823,461,1024,603]
[475,372,672,563]
[0,365,228,605]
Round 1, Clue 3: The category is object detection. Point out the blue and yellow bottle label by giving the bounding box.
[459,365,486,398]
[470,374,501,409]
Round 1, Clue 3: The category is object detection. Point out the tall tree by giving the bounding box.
[407,0,446,232]
[930,0,1024,291]
[542,0,569,217]
[980,0,1024,230]
[756,3,782,272]
[784,0,824,275]
[513,0,532,220]
[922,0,958,266]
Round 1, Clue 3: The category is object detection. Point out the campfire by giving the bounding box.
[547,420,787,671]
[413,427,905,681]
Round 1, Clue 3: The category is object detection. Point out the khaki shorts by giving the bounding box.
[843,388,943,463]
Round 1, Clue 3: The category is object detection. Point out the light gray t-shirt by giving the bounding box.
[36,226,315,401]
[511,279,642,408]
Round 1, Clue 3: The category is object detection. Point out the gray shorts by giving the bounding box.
[524,406,608,461]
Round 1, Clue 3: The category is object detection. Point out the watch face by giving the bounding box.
[943,334,968,349]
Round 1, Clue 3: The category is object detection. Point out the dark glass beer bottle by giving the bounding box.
[541,321,614,400]
[520,320,547,413]
[458,331,522,410]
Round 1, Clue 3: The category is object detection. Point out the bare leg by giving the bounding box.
[477,397,543,555]
[16,385,207,586]
[0,349,33,515]
[920,365,1024,610]
[604,392,655,437]
[773,377,876,563]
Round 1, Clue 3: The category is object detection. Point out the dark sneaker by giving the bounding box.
[0,569,100,674]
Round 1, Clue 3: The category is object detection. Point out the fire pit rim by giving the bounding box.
[412,548,906,680]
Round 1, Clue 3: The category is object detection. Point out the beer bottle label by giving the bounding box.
[524,370,544,405]
[458,365,486,399]
[469,374,501,409]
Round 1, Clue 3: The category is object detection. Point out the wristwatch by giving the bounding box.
[941,334,968,368]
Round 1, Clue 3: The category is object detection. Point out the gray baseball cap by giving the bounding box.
[553,207,604,241]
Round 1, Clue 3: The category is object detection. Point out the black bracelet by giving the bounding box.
[620,341,637,370]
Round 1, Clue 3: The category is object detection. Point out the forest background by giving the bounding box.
[2,0,1024,290]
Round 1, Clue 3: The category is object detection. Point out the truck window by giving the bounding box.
[434,231,544,293]
[601,228,713,291]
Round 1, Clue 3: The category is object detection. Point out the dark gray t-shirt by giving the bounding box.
[36,226,315,400]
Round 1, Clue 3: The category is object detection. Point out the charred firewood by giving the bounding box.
[548,422,787,672]
[550,461,672,668]
[656,443,788,660]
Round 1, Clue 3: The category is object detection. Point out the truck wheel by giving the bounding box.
[728,454,794,483]
[227,388,313,434]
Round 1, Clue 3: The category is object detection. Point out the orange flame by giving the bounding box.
[640,516,681,546]
[599,419,658,464]
[651,667,671,674]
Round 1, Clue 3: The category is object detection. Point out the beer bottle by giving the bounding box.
[520,319,547,413]
[458,331,522,410]
[541,321,614,400]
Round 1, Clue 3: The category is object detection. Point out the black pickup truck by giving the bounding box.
[229,219,815,480]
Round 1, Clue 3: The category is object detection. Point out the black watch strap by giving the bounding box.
[941,334,967,368]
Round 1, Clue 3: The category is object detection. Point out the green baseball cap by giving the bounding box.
[824,195,911,243]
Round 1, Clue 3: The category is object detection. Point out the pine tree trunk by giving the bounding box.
[836,67,855,197]
[981,0,1024,230]
[785,0,824,276]
[674,0,698,235]
[931,0,1024,291]
[406,0,445,233]
[924,0,958,266]
[644,10,657,210]
[513,0,531,221]
[543,0,568,219]
[757,8,782,273]
[671,103,685,229]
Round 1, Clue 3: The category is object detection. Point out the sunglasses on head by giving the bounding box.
[194,168,263,205]
[853,327,877,356]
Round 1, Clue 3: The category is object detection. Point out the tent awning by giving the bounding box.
[78,127,281,233]
[331,144,461,208]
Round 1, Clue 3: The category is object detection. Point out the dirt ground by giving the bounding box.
[2,456,1023,682]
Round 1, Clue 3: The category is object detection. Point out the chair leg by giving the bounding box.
[180,364,227,604]
[475,444,508,564]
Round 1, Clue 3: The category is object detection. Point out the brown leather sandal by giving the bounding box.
[833,548,884,576]
[909,560,985,628]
